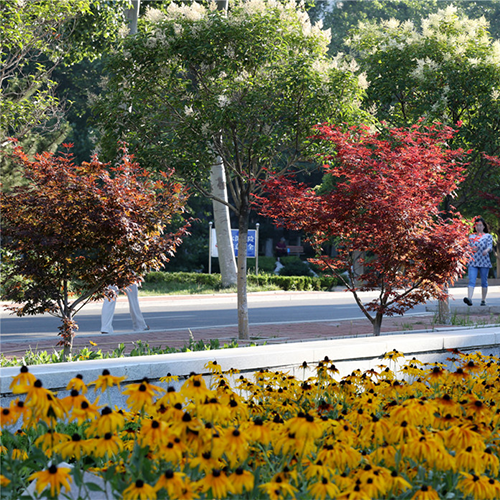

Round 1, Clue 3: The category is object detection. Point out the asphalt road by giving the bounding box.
[1,287,499,344]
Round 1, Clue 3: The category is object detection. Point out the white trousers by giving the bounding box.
[101,284,148,334]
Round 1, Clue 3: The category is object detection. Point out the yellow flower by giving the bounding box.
[90,432,124,458]
[259,477,298,500]
[12,448,28,460]
[70,397,102,424]
[285,412,324,440]
[154,470,185,496]
[228,467,254,495]
[28,464,73,498]
[138,418,171,449]
[9,365,37,394]
[197,469,234,499]
[189,451,224,474]
[0,474,10,487]
[123,479,157,500]
[383,349,405,361]
[219,427,248,466]
[66,374,88,394]
[411,484,440,500]
[54,432,91,460]
[205,360,222,373]
[155,438,184,465]
[0,407,19,427]
[87,406,126,436]
[89,369,127,393]
[181,373,213,402]
[34,429,70,457]
[308,477,340,499]
[458,472,500,500]
[122,378,165,412]
[159,372,180,383]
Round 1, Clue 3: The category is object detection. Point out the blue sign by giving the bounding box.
[232,229,256,258]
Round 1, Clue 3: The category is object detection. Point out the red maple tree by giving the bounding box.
[1,142,189,358]
[257,123,471,335]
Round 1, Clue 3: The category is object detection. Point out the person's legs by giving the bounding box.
[101,285,119,334]
[124,283,148,331]
[464,266,478,305]
[479,267,489,305]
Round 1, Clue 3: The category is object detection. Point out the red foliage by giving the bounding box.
[1,142,189,355]
[257,123,470,335]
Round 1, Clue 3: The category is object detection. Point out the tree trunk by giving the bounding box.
[125,0,141,35]
[436,286,451,325]
[237,198,250,340]
[211,157,237,287]
[373,311,383,336]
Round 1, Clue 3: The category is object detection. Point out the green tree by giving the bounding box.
[1,142,189,359]
[348,5,500,213]
[0,0,131,188]
[94,0,366,339]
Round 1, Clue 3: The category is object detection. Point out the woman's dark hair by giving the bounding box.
[473,217,489,233]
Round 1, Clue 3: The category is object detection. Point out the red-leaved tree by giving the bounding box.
[257,123,471,335]
[1,142,189,358]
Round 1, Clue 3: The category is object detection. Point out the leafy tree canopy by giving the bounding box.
[1,142,189,358]
[257,122,470,335]
[347,5,500,213]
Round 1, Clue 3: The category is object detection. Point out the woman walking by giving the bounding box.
[464,217,493,306]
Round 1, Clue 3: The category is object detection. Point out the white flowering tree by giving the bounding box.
[348,6,500,211]
[95,0,365,339]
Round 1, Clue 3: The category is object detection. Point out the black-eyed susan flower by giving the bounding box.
[458,472,499,500]
[54,432,91,460]
[175,478,200,500]
[304,459,333,480]
[259,476,298,500]
[244,417,272,445]
[122,479,157,500]
[197,468,234,498]
[410,484,440,500]
[122,378,165,413]
[156,438,184,465]
[181,373,212,402]
[9,365,37,394]
[159,372,180,383]
[189,451,224,474]
[0,475,10,487]
[70,397,101,424]
[205,360,222,374]
[28,464,72,497]
[308,476,340,499]
[89,369,126,393]
[12,448,28,461]
[66,374,87,394]
[386,470,412,495]
[0,407,19,427]
[286,412,324,440]
[87,406,126,436]
[228,467,254,495]
[90,432,123,458]
[34,429,70,457]
[197,396,231,424]
[137,418,170,449]
[154,470,185,496]
[221,427,249,467]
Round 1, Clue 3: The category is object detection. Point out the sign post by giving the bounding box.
[209,224,259,274]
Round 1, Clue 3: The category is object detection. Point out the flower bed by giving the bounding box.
[1,350,500,499]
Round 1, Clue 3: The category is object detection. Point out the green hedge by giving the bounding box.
[144,271,339,291]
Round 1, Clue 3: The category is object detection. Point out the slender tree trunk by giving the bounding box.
[237,197,250,340]
[125,0,141,35]
[211,157,237,287]
[210,0,236,287]
[436,285,451,325]
[372,311,383,336]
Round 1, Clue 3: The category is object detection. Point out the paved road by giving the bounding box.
[1,287,499,345]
